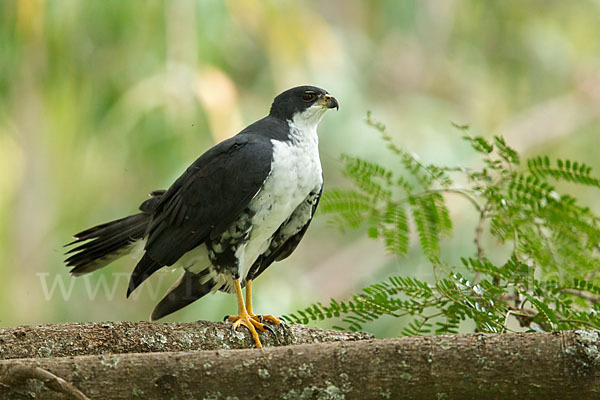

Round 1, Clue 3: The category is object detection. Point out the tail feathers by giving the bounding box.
[66,213,149,276]
[151,270,219,321]
[126,253,164,297]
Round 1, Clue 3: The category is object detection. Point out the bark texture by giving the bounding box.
[0,320,371,360]
[1,324,599,399]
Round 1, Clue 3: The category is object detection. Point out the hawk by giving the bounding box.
[65,85,338,348]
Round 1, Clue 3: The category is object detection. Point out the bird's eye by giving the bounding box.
[302,92,317,102]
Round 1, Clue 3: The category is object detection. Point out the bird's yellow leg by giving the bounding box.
[226,278,271,348]
[245,279,286,328]
[245,279,255,316]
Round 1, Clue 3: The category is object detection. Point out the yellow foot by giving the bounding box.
[225,313,274,348]
[225,313,288,334]
[250,314,288,333]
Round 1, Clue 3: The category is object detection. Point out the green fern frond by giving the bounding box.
[494,136,520,165]
[321,189,372,214]
[401,319,432,336]
[527,156,600,188]
[409,193,451,259]
[340,154,394,200]
[463,135,493,154]
[523,293,558,329]
[366,112,452,188]
[382,204,410,255]
[292,113,600,337]
[283,275,441,331]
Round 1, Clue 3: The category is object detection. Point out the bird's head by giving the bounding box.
[269,85,339,127]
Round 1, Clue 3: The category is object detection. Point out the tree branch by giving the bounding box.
[2,365,90,400]
[562,288,600,304]
[0,321,372,360]
[1,322,599,399]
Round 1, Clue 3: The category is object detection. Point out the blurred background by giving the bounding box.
[1,0,599,337]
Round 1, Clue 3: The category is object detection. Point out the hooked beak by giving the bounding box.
[318,94,339,110]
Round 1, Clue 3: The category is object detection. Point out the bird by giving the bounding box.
[65,85,339,348]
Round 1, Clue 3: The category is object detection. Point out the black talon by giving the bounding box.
[278,316,286,323]
[280,321,288,335]
[223,315,230,322]
[263,324,275,335]
[230,325,236,335]
[258,315,264,323]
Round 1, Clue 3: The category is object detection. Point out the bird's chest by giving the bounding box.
[262,136,322,206]
[246,136,322,244]
[207,125,322,278]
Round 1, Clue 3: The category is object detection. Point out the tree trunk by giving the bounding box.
[1,322,599,399]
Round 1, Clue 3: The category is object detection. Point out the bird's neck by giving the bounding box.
[287,118,320,149]
[286,109,325,146]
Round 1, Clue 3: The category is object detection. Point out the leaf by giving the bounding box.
[451,121,470,131]
[382,204,410,255]
[494,136,520,165]
[523,293,558,329]
[408,193,451,259]
[463,135,493,154]
[293,114,600,337]
[527,157,600,188]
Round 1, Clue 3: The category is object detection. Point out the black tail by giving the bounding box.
[150,270,219,320]
[65,213,150,276]
[126,252,164,297]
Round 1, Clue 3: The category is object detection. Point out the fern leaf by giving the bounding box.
[523,293,558,329]
[463,135,493,154]
[340,154,394,199]
[382,204,410,255]
[410,196,439,259]
[494,136,520,165]
[409,193,451,259]
[527,157,600,188]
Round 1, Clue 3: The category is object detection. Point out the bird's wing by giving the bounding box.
[247,187,322,281]
[127,134,273,294]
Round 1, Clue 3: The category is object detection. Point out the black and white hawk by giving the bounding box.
[65,86,338,348]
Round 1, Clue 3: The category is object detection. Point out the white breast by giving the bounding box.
[237,120,323,279]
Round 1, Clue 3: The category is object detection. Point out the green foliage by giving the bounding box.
[285,114,600,334]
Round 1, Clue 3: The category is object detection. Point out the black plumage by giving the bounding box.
[128,134,274,295]
[65,86,338,347]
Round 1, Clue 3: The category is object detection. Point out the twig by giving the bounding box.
[561,288,600,304]
[474,208,487,284]
[403,188,483,213]
[2,364,90,400]
[474,209,486,263]
[558,318,600,330]
[505,307,544,330]
[440,188,484,213]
